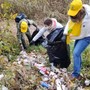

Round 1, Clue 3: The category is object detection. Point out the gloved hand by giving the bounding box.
[30,40,35,45]
[41,40,48,48]
[61,35,67,43]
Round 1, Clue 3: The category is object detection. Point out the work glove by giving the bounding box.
[41,40,48,48]
[61,35,67,43]
[30,40,35,45]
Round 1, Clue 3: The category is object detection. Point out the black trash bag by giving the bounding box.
[31,28,44,45]
[46,27,70,68]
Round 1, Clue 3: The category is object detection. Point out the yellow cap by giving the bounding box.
[20,21,28,33]
[68,0,83,16]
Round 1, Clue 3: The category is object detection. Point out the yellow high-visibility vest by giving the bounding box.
[67,20,82,44]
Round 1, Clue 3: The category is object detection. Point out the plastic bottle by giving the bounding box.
[40,81,51,88]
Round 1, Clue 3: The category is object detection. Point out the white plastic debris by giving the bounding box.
[53,74,58,79]
[77,86,84,90]
[61,68,67,73]
[34,63,45,69]
[20,50,28,58]
[29,57,36,61]
[23,59,30,65]
[20,50,27,55]
[55,78,62,90]
[85,79,90,86]
[42,77,49,82]
[2,85,8,90]
[0,74,4,80]
[17,61,22,64]
[49,71,55,76]
[60,77,64,83]
[62,84,68,90]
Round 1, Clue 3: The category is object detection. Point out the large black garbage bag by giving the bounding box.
[46,28,70,68]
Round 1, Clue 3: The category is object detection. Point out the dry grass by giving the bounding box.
[5,0,70,23]
[0,0,89,23]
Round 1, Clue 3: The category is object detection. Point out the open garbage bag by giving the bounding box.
[46,27,70,68]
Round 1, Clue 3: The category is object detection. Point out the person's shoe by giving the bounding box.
[76,75,84,80]
[68,74,76,81]
[69,74,84,81]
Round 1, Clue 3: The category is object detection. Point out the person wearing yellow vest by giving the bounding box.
[63,0,90,80]
[15,13,37,50]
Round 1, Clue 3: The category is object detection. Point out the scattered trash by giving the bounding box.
[0,74,4,80]
[85,79,90,86]
[40,81,51,88]
[2,85,8,90]
[0,51,90,90]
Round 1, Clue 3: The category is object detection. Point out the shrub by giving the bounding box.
[0,27,20,61]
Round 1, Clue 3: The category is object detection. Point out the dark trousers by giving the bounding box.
[17,29,31,49]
